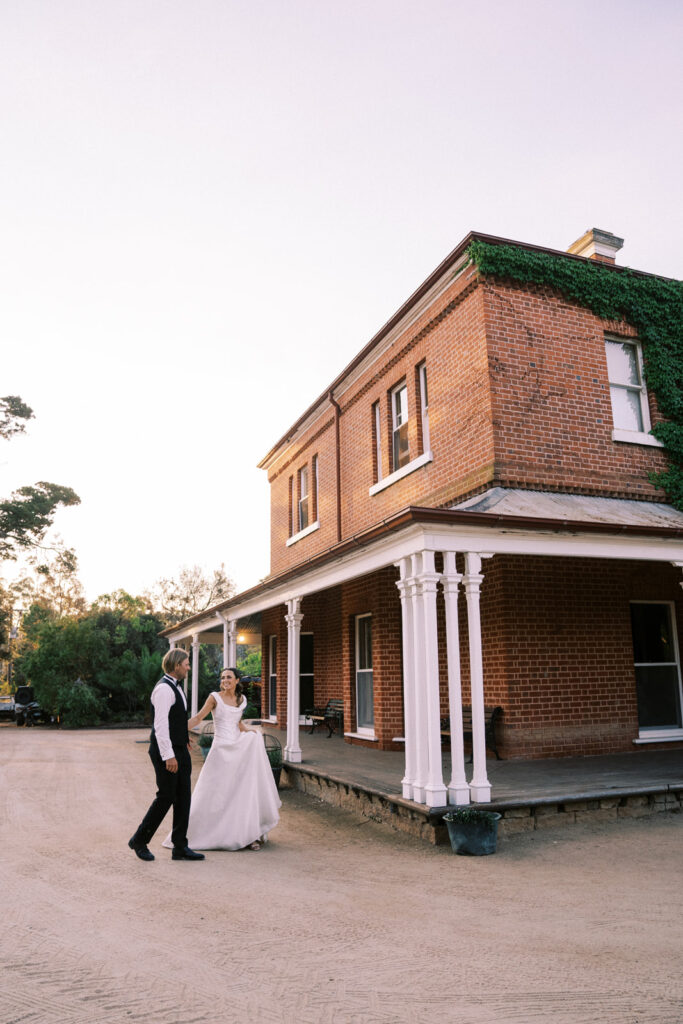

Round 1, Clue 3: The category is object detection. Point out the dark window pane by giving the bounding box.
[393,422,410,469]
[635,665,682,728]
[630,605,674,663]
[357,670,374,728]
[300,634,314,674]
[357,617,372,670]
[299,675,314,714]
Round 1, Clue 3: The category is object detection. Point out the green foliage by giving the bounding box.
[467,241,683,508]
[15,596,167,724]
[266,744,283,770]
[198,731,213,749]
[242,703,259,719]
[0,482,80,560]
[237,650,262,677]
[57,679,103,727]
[443,808,498,830]
[0,396,34,440]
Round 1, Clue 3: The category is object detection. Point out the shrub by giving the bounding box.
[58,679,102,727]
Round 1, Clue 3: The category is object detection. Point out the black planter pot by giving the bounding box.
[442,811,501,856]
[271,767,282,789]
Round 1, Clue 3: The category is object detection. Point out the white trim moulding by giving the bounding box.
[369,450,433,496]
[612,429,663,447]
[286,520,320,547]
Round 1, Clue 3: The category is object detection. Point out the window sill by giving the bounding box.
[633,729,683,744]
[344,731,378,742]
[612,429,663,448]
[286,520,320,547]
[369,450,433,496]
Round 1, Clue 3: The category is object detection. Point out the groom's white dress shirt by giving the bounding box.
[151,673,188,761]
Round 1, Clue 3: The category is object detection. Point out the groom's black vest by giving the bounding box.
[150,677,189,757]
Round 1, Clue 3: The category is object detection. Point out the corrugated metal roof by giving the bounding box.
[453,488,683,530]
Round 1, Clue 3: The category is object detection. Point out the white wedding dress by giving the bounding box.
[162,694,281,851]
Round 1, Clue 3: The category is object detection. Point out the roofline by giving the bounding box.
[160,503,683,636]
[256,229,672,471]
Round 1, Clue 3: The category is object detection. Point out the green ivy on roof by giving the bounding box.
[467,240,683,511]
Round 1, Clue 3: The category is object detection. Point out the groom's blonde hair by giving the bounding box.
[162,648,189,675]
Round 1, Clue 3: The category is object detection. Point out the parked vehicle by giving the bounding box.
[13,686,43,727]
[0,693,15,721]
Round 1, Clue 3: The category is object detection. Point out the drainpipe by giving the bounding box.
[328,390,342,543]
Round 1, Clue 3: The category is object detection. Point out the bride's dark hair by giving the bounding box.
[225,666,243,702]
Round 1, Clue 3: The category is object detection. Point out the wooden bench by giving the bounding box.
[440,705,503,760]
[304,698,344,737]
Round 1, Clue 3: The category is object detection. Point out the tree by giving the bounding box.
[0,396,79,561]
[10,538,86,619]
[144,563,235,626]
[15,591,169,724]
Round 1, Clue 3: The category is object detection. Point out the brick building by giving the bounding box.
[164,228,683,808]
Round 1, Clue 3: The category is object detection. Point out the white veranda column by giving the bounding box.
[227,620,237,667]
[216,610,229,667]
[410,552,427,804]
[441,551,470,805]
[190,633,200,717]
[463,552,492,802]
[284,597,303,763]
[415,550,447,807]
[396,557,417,801]
[181,644,190,697]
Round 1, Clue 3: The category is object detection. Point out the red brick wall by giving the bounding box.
[263,557,682,761]
[482,280,670,498]
[265,271,671,581]
[265,267,494,577]
[482,555,683,758]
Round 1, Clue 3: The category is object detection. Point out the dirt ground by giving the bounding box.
[1,726,682,1024]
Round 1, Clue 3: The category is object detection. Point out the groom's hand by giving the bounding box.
[165,757,178,773]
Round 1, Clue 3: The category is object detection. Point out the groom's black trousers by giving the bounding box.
[133,745,192,850]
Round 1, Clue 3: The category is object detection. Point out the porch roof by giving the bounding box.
[454,487,683,530]
[162,494,683,642]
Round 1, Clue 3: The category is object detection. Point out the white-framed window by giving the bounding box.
[298,465,309,532]
[630,601,683,736]
[288,475,295,537]
[312,454,319,523]
[418,361,430,453]
[355,614,374,734]
[373,401,383,482]
[391,382,410,472]
[299,633,314,721]
[268,635,277,719]
[605,337,651,436]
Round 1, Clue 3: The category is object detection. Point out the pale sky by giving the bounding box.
[1,0,681,602]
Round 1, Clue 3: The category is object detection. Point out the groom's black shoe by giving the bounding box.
[172,846,205,861]
[128,836,155,861]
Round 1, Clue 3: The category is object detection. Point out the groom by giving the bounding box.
[128,648,205,862]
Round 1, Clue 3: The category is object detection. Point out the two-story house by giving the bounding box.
[164,227,683,808]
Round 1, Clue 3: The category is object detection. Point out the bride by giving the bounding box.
[163,667,281,851]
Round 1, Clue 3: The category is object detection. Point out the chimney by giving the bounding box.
[567,228,624,264]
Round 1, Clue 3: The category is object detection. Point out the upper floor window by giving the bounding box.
[311,454,319,522]
[288,475,294,537]
[417,362,429,453]
[391,382,410,471]
[372,401,383,483]
[605,338,651,434]
[298,465,309,531]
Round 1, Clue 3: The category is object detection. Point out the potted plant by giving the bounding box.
[264,734,283,788]
[442,807,502,856]
[197,722,214,759]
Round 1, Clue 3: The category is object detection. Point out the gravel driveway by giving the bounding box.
[1,726,681,1024]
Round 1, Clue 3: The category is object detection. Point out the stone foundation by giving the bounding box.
[283,764,682,846]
